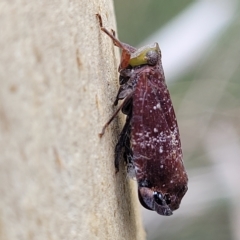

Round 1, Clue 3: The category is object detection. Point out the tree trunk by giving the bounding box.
[0,1,145,239]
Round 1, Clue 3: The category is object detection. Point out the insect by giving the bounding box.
[97,14,188,216]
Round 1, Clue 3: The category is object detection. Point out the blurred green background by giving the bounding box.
[115,0,193,46]
[113,1,240,240]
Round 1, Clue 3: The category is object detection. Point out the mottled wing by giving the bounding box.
[131,68,186,197]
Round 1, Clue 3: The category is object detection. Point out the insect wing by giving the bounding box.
[131,69,187,211]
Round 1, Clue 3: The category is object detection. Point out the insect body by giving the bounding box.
[97,15,188,216]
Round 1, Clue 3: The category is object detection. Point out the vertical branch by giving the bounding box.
[0,1,145,239]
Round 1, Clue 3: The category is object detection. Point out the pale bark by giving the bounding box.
[0,1,145,239]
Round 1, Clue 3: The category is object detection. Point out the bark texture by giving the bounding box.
[0,0,145,239]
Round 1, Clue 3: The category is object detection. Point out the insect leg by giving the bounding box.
[96,14,136,69]
[96,14,126,50]
[113,69,134,106]
[99,91,133,137]
[114,105,132,172]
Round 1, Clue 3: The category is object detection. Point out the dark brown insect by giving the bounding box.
[97,14,188,216]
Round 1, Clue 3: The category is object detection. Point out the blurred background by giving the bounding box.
[113,0,240,239]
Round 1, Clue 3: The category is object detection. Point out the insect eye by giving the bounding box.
[146,50,158,66]
[153,192,164,205]
[154,192,172,206]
